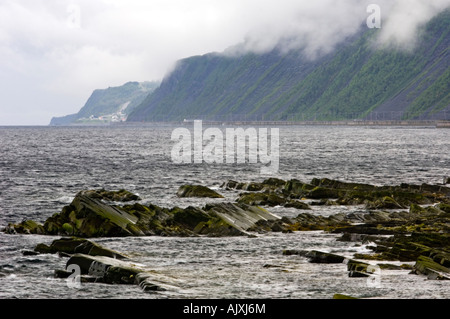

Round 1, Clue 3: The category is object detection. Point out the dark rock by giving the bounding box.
[54,269,72,279]
[365,196,405,209]
[304,250,348,264]
[282,249,307,256]
[333,294,358,299]
[283,249,348,263]
[221,180,244,190]
[200,202,281,236]
[413,256,450,280]
[5,187,283,238]
[250,218,291,233]
[237,192,285,207]
[436,202,450,214]
[34,243,53,254]
[84,189,141,202]
[307,187,342,199]
[284,200,311,210]
[66,254,143,284]
[243,182,265,191]
[348,270,369,278]
[135,272,177,292]
[262,178,286,187]
[176,185,224,198]
[169,206,211,230]
[4,220,45,235]
[34,237,128,259]
[63,253,180,290]
[346,260,370,276]
[377,263,409,270]
[22,250,39,256]
[284,179,308,195]
[42,190,144,237]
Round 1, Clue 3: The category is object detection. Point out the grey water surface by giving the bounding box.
[1,124,449,298]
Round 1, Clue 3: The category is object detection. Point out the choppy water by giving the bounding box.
[0,124,449,299]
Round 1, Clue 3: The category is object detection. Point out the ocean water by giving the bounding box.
[0,124,449,299]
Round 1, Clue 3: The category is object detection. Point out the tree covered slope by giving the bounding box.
[128,10,450,122]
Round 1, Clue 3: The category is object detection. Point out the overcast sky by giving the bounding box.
[0,0,448,125]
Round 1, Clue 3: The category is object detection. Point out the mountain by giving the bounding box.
[50,81,159,125]
[127,10,450,122]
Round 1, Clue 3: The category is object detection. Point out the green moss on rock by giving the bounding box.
[176,185,224,198]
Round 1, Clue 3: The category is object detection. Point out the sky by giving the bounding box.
[0,0,449,125]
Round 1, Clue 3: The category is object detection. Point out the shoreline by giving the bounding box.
[41,119,450,128]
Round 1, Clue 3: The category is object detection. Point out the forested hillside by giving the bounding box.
[127,10,449,122]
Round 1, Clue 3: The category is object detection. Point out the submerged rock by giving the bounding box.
[65,253,143,284]
[283,249,375,278]
[84,189,141,202]
[34,237,127,259]
[32,237,177,292]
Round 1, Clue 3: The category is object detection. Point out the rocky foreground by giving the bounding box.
[4,177,450,294]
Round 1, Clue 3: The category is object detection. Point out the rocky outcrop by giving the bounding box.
[222,177,450,212]
[176,185,224,198]
[32,237,179,291]
[4,189,282,237]
[412,255,450,280]
[284,202,450,280]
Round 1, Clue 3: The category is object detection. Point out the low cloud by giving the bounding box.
[375,0,450,50]
[226,0,450,57]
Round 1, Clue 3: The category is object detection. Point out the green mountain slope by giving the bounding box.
[50,81,159,125]
[127,10,450,122]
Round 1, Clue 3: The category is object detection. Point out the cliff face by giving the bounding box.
[50,81,159,125]
[127,10,450,122]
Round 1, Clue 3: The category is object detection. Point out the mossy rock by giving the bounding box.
[221,180,246,190]
[4,220,45,235]
[310,178,378,193]
[170,206,211,230]
[366,196,405,209]
[284,179,313,195]
[237,192,285,206]
[436,203,450,214]
[284,200,311,210]
[308,187,341,199]
[62,223,74,235]
[413,255,450,280]
[243,182,265,191]
[262,178,286,187]
[333,294,358,299]
[176,185,224,198]
[83,189,141,202]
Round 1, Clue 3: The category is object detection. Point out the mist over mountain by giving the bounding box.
[127,9,449,122]
[50,81,159,125]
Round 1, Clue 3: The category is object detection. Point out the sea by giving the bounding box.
[0,124,449,299]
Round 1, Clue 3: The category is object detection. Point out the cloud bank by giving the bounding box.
[0,0,448,125]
